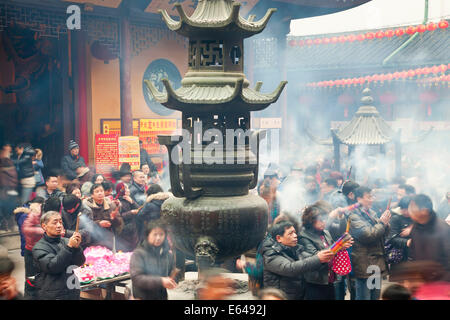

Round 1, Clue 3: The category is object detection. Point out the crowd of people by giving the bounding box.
[0,138,449,301]
[236,158,450,300]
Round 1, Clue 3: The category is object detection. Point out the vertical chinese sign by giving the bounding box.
[118,136,140,171]
[95,134,119,180]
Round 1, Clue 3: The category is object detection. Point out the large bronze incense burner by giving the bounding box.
[145,0,287,270]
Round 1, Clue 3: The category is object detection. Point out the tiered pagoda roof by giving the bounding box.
[145,78,287,113]
[160,0,276,38]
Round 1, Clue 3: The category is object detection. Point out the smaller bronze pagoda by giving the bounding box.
[307,88,400,178]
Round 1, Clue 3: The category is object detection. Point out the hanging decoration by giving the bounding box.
[304,64,449,90]
[287,20,448,48]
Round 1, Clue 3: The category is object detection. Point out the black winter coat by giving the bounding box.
[298,228,335,285]
[32,233,85,300]
[137,193,170,242]
[386,211,413,261]
[61,207,91,248]
[130,239,174,300]
[61,154,87,180]
[261,236,322,300]
[116,197,140,252]
[129,181,146,206]
[14,146,36,179]
[409,212,450,281]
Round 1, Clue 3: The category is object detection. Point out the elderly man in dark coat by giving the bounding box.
[61,140,89,181]
[32,211,85,300]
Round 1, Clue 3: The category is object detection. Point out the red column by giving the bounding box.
[119,14,133,136]
[74,31,89,165]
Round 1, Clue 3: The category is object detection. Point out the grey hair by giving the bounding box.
[133,170,143,178]
[40,211,61,225]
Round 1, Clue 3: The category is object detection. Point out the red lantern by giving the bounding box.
[415,68,423,77]
[400,71,408,79]
[431,66,439,74]
[289,40,297,47]
[417,24,426,33]
[393,72,400,79]
[314,38,322,45]
[365,75,372,82]
[439,64,448,73]
[406,26,417,35]
[426,22,437,31]
[385,29,394,37]
[395,28,405,37]
[407,70,416,78]
[306,39,313,46]
[357,34,366,41]
[365,32,375,39]
[375,31,385,39]
[386,73,393,81]
[379,74,387,82]
[297,39,305,46]
[438,20,449,29]
[323,37,331,44]
[347,34,356,42]
[331,36,339,44]
[358,77,365,85]
[423,67,431,75]
[338,35,347,43]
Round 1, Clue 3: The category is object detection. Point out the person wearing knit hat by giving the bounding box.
[61,140,89,181]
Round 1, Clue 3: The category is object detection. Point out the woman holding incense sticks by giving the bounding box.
[299,204,353,300]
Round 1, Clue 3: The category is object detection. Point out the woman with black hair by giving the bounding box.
[298,205,353,300]
[130,219,176,300]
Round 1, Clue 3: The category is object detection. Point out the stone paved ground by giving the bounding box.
[4,246,394,300]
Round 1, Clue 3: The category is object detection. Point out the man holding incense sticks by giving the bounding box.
[347,186,391,300]
[32,211,85,300]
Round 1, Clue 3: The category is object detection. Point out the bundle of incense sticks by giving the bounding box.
[329,233,352,254]
[386,197,392,211]
[75,213,81,233]
[170,268,181,280]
